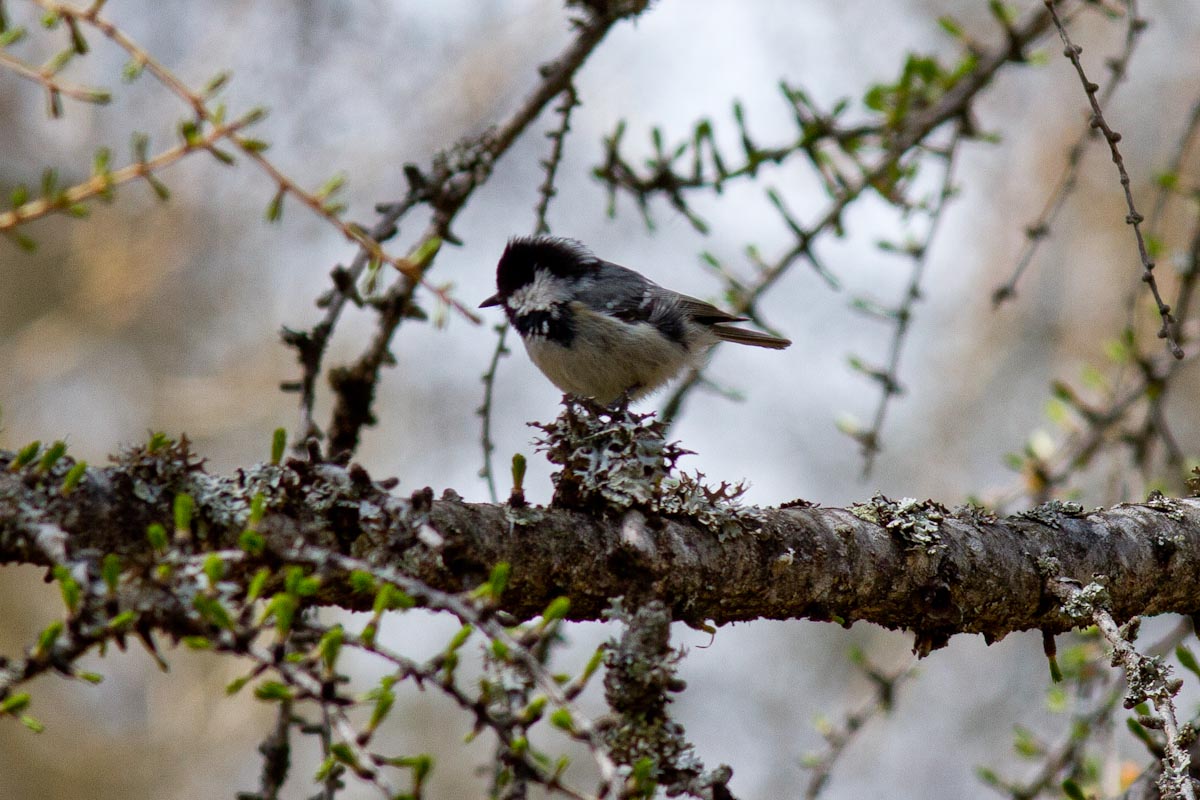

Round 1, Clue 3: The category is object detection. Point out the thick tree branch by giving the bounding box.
[3,447,1199,651]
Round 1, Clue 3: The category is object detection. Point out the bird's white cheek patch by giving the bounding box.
[510,269,566,316]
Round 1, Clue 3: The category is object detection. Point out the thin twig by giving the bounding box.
[1094,611,1196,800]
[13,0,456,448]
[28,0,472,315]
[1044,0,1182,359]
[980,619,1190,800]
[255,699,293,800]
[803,656,917,799]
[993,0,1145,306]
[478,324,510,504]
[300,547,619,795]
[320,9,634,458]
[992,85,1200,509]
[989,333,1199,510]
[533,85,578,237]
[1135,204,1200,479]
[478,85,579,502]
[1148,96,1200,241]
[1048,580,1197,800]
[0,46,110,107]
[856,125,963,477]
[0,114,258,230]
[659,4,1061,427]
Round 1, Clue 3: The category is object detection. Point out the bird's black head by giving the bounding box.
[480,236,597,308]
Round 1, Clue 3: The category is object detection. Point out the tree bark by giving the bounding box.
[3,446,1198,651]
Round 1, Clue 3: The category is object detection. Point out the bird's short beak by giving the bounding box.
[479,294,502,309]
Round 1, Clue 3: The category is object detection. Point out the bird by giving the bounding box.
[479,236,790,405]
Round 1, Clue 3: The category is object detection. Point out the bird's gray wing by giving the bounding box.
[572,261,690,342]
[673,294,748,325]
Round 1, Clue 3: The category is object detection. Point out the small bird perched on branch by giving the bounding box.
[480,236,790,404]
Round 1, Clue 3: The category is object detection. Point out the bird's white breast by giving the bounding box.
[523,302,706,404]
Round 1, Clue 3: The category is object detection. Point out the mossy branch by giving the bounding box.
[3,442,1200,651]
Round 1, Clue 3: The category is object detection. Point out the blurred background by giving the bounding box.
[3,1,1200,797]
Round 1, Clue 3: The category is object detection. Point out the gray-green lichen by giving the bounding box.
[1145,490,1187,522]
[850,494,945,553]
[1059,581,1111,620]
[503,503,545,528]
[532,398,760,540]
[953,503,998,525]
[601,599,732,797]
[1017,500,1087,529]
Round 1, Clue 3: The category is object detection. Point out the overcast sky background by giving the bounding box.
[3,1,1200,798]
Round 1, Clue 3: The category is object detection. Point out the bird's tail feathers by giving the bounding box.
[710,325,791,349]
